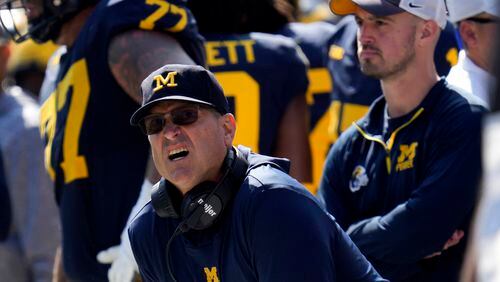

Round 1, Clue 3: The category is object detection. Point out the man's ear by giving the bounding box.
[222,113,236,146]
[418,20,440,44]
[458,21,477,49]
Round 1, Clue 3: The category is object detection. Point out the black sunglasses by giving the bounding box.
[139,105,201,135]
[466,17,500,24]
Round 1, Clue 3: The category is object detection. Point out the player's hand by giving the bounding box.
[97,244,138,282]
[424,229,464,259]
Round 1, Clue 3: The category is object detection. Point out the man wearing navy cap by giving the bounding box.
[128,64,386,281]
[318,0,486,281]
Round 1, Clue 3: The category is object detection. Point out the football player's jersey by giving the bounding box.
[327,16,459,142]
[277,21,338,194]
[38,0,204,280]
[203,32,308,156]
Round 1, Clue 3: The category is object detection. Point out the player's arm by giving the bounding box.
[96,29,196,281]
[345,111,483,264]
[274,93,312,183]
[273,45,311,183]
[108,29,195,104]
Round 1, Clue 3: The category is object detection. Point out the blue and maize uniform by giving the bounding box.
[203,32,308,155]
[318,79,485,281]
[38,0,204,280]
[130,146,387,282]
[327,16,459,142]
[277,21,338,194]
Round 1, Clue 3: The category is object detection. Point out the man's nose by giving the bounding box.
[162,121,181,139]
[358,25,375,45]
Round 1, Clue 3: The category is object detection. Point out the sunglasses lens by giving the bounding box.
[171,108,198,125]
[141,115,165,135]
[138,106,200,135]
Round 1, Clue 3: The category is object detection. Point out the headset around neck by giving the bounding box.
[151,147,249,282]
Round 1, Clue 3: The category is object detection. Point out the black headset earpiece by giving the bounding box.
[151,179,182,218]
[151,147,248,232]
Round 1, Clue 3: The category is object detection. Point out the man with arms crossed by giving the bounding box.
[318,0,485,281]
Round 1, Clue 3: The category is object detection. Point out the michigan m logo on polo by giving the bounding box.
[203,267,220,282]
[152,71,178,93]
[396,142,418,171]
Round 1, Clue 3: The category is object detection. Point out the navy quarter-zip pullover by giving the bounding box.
[318,79,486,281]
[130,146,386,282]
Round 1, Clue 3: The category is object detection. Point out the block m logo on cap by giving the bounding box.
[153,71,178,93]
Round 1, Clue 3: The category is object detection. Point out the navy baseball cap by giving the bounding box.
[330,0,447,29]
[130,64,230,125]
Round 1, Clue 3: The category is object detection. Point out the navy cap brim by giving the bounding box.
[330,0,404,16]
[130,96,215,125]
